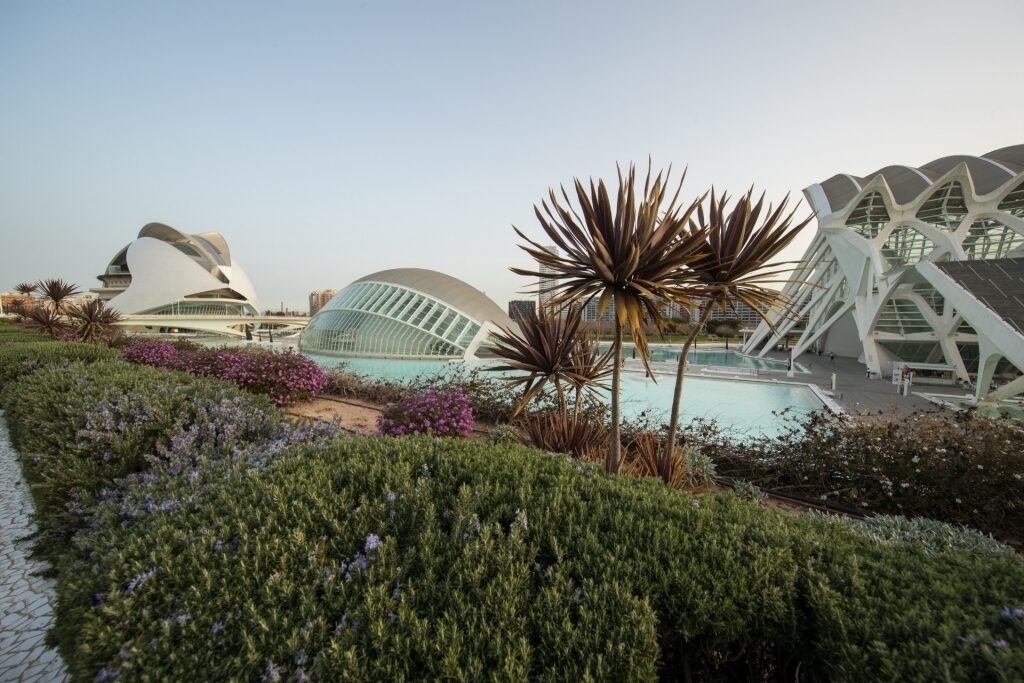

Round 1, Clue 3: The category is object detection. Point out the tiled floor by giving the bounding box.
[0,412,67,683]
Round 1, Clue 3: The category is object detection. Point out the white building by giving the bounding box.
[299,268,516,359]
[742,145,1024,403]
[92,223,260,317]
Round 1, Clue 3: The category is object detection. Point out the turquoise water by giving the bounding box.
[197,340,822,437]
[612,345,791,370]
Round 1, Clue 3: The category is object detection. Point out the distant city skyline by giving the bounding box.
[2,0,1021,311]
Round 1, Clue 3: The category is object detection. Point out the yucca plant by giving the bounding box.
[511,164,707,473]
[67,299,123,342]
[662,188,813,479]
[488,306,612,417]
[36,278,81,313]
[516,409,608,462]
[15,282,38,298]
[23,306,69,337]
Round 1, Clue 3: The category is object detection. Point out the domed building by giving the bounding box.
[92,223,260,316]
[299,268,515,359]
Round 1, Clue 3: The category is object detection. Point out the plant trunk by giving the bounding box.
[664,302,714,482]
[609,319,623,474]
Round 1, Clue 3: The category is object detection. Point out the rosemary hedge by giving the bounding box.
[46,437,1024,682]
[1,342,1021,681]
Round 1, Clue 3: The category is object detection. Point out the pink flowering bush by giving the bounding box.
[120,340,326,406]
[377,386,473,437]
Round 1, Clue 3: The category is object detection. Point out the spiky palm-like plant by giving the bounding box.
[23,306,69,337]
[511,164,706,473]
[662,188,813,479]
[67,299,123,342]
[36,278,81,313]
[15,282,37,298]
[488,305,611,417]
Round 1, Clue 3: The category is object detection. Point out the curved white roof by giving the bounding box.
[807,144,1024,217]
[354,268,514,327]
[101,224,260,315]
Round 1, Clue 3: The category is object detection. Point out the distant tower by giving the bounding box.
[537,245,560,314]
[507,299,536,322]
[309,289,338,316]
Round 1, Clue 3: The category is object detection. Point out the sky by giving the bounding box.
[2,0,1022,313]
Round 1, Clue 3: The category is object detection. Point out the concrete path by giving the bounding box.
[767,349,971,416]
[0,411,67,683]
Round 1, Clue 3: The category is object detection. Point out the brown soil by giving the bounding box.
[286,396,382,435]
[286,394,493,440]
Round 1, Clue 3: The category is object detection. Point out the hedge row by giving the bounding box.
[1,343,1022,681]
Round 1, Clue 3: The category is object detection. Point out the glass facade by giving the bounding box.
[141,301,257,316]
[874,298,933,335]
[916,181,968,230]
[962,219,1024,260]
[881,225,935,268]
[299,281,484,358]
[845,192,889,238]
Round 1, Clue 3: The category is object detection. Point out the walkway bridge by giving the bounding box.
[115,315,310,339]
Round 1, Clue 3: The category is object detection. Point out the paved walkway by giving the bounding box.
[766,349,972,416]
[0,411,67,683]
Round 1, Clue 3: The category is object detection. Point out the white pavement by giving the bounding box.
[0,411,67,683]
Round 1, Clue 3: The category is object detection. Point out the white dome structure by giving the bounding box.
[92,223,260,317]
[743,145,1024,403]
[299,268,515,359]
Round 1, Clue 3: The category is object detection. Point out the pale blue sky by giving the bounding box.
[2,0,1022,311]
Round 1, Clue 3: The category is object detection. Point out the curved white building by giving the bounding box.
[743,145,1024,402]
[299,268,515,359]
[93,223,260,317]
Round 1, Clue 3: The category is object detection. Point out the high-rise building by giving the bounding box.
[537,245,560,313]
[309,289,338,316]
[507,299,536,322]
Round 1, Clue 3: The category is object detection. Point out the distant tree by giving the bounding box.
[23,307,68,337]
[708,317,741,350]
[36,278,81,313]
[67,299,123,341]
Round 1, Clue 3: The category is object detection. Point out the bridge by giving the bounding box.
[115,315,310,339]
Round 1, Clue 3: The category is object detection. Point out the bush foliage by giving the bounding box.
[49,437,1024,682]
[376,386,474,437]
[689,409,1024,540]
[120,338,326,405]
[0,340,119,385]
[2,339,1023,681]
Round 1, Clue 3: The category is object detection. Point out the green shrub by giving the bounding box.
[828,513,1018,560]
[692,409,1024,540]
[0,322,47,345]
[50,438,1024,682]
[0,340,118,385]
[0,360,276,554]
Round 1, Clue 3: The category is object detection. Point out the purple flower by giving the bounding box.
[174,612,193,625]
[364,533,382,552]
[992,639,1009,650]
[211,622,225,633]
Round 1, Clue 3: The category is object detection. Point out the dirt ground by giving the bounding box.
[286,396,382,435]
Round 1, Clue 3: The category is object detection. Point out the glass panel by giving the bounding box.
[846,192,889,238]
[997,181,1024,218]
[881,226,934,268]
[916,182,967,230]
[874,299,933,335]
[962,219,1024,260]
